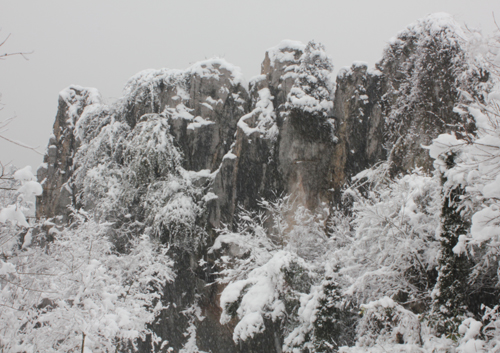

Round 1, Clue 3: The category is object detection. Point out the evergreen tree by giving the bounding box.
[286,41,335,142]
[431,153,473,336]
[287,41,334,117]
[312,276,356,352]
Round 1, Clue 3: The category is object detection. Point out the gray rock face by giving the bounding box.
[211,40,337,225]
[36,86,102,221]
[210,41,307,227]
[333,62,386,192]
[117,61,249,173]
[37,16,488,352]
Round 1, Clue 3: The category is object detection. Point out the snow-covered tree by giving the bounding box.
[287,41,334,118]
[1,163,174,352]
[0,213,174,352]
[284,270,357,353]
[0,165,42,227]
[310,276,357,352]
[335,163,441,307]
[74,111,209,251]
[286,41,335,142]
[211,198,328,346]
[213,165,443,351]
[379,13,492,173]
[430,158,473,336]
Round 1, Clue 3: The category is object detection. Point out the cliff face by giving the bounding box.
[332,62,386,199]
[36,86,102,221]
[36,14,487,353]
[376,14,487,173]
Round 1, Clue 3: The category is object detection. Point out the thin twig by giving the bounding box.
[0,33,32,60]
[493,12,500,32]
[0,134,43,155]
[0,51,33,60]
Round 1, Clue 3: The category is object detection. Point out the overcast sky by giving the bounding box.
[1,0,500,170]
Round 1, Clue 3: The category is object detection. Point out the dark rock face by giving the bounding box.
[332,62,386,201]
[36,15,487,352]
[337,64,386,165]
[36,86,102,221]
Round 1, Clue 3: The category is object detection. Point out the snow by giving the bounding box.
[123,68,184,98]
[59,85,103,129]
[249,74,266,86]
[397,12,466,43]
[352,61,368,68]
[457,319,485,352]
[0,259,16,275]
[0,217,173,351]
[156,194,197,227]
[458,340,486,353]
[205,97,223,106]
[0,204,29,227]
[9,14,500,352]
[489,89,500,103]
[37,162,48,173]
[187,116,215,130]
[452,234,468,255]
[470,206,500,244]
[187,58,246,87]
[425,133,465,159]
[459,318,482,341]
[356,295,422,348]
[181,168,215,181]
[482,174,500,199]
[199,102,213,111]
[169,103,195,121]
[337,67,350,79]
[286,41,334,118]
[176,86,190,101]
[13,165,36,181]
[237,88,277,139]
[220,279,251,323]
[361,296,396,310]
[59,85,101,107]
[288,86,333,113]
[237,117,257,136]
[22,229,32,248]
[222,151,237,160]
[202,192,218,202]
[266,40,305,67]
[17,180,43,198]
[1,165,43,227]
[233,312,265,342]
[468,106,490,130]
[218,249,307,342]
[368,67,383,76]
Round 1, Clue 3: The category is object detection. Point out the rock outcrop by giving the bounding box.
[36,86,102,221]
[36,14,490,353]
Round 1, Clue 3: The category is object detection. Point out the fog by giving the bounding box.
[1,0,499,169]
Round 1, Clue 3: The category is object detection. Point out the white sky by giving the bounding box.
[1,0,500,170]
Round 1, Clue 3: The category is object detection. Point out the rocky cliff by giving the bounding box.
[36,14,490,353]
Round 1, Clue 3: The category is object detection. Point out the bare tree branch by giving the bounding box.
[494,12,500,32]
[0,33,32,61]
[0,134,43,155]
